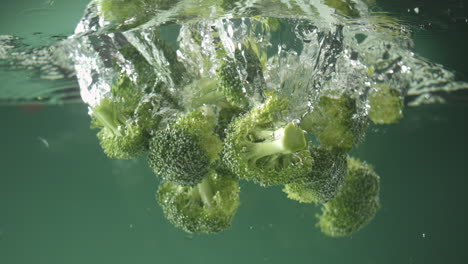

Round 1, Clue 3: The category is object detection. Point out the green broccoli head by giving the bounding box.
[92,97,149,159]
[217,56,249,108]
[300,95,367,152]
[223,94,313,186]
[283,146,347,204]
[149,127,210,186]
[148,107,223,186]
[90,70,163,160]
[217,42,264,109]
[317,157,380,237]
[368,84,404,124]
[156,166,241,234]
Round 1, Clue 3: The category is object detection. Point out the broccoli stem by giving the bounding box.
[197,177,214,207]
[247,138,291,161]
[246,123,307,162]
[93,107,122,137]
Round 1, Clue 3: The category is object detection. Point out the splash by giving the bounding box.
[0,0,467,110]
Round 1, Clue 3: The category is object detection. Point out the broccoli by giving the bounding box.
[81,7,397,237]
[181,77,245,138]
[317,157,380,237]
[217,42,265,109]
[300,95,367,152]
[92,97,148,159]
[368,84,404,124]
[223,94,314,186]
[215,105,244,139]
[90,72,159,159]
[156,164,240,234]
[148,106,223,186]
[283,146,347,204]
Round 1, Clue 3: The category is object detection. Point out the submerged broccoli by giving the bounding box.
[148,106,223,186]
[91,72,160,160]
[92,97,148,159]
[223,94,313,186]
[217,42,265,109]
[157,164,240,234]
[317,157,380,237]
[301,95,367,152]
[283,146,347,204]
[368,84,404,124]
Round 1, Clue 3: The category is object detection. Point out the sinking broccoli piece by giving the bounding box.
[283,147,347,204]
[92,97,148,159]
[217,42,264,109]
[157,165,240,234]
[301,95,367,152]
[368,84,404,124]
[223,94,313,186]
[148,107,223,186]
[317,157,380,237]
[91,72,162,160]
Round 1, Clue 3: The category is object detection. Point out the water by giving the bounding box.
[1,0,468,263]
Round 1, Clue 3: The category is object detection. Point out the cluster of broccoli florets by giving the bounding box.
[89,1,406,236]
[89,40,403,236]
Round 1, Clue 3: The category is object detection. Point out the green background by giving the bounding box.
[1,1,468,263]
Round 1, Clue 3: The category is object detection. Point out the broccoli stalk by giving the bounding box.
[196,177,214,207]
[92,101,122,136]
[244,123,307,166]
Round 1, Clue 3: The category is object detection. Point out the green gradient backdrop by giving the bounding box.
[1,1,468,264]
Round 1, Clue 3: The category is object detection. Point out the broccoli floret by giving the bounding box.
[181,77,245,138]
[148,107,223,186]
[91,71,162,159]
[368,84,404,124]
[223,94,313,186]
[91,95,148,159]
[217,43,264,109]
[156,165,240,234]
[217,56,249,108]
[300,95,367,152]
[317,157,380,237]
[283,147,347,204]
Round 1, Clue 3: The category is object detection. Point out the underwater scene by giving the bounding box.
[1,0,468,263]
